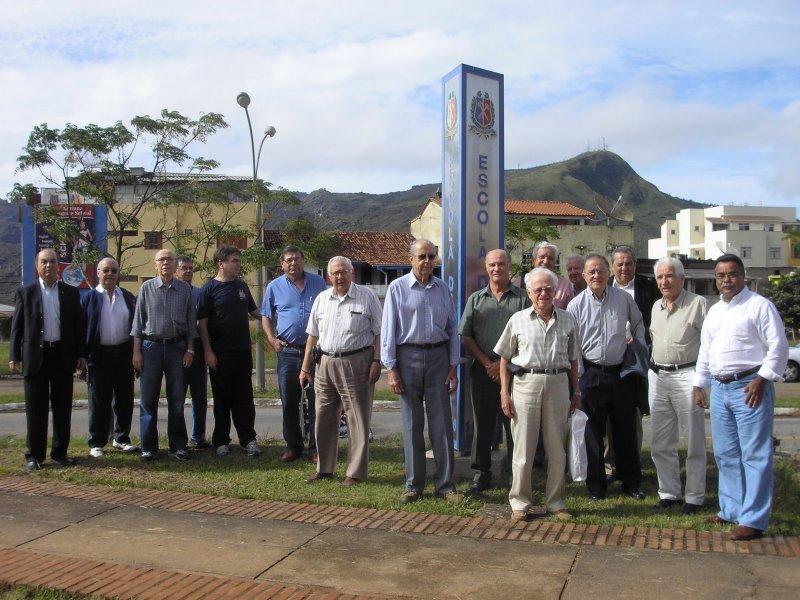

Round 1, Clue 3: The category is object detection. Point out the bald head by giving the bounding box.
[36,249,58,285]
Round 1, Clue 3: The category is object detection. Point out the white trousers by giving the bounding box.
[648,368,707,505]
[509,372,570,512]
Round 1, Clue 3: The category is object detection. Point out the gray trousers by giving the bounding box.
[397,344,455,495]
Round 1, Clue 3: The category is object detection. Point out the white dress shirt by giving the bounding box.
[96,284,130,346]
[39,278,60,342]
[693,287,789,388]
[613,278,635,338]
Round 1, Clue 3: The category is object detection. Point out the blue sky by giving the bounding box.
[0,0,798,215]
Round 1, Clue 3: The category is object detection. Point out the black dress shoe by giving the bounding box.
[682,502,703,515]
[51,456,76,467]
[656,498,682,509]
[469,480,491,495]
[589,491,607,500]
[25,459,40,473]
[624,488,646,500]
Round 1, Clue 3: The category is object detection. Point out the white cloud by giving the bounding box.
[1,0,799,211]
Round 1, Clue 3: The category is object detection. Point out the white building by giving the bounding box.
[648,205,799,270]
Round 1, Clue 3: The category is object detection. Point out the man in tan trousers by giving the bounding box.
[300,256,383,485]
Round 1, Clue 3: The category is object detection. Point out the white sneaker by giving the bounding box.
[89,447,104,458]
[112,441,140,453]
[245,440,261,457]
[216,444,230,457]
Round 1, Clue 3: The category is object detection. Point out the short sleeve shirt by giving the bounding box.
[261,272,327,345]
[459,284,530,360]
[198,278,257,353]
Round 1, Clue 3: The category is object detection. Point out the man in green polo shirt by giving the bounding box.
[460,249,531,494]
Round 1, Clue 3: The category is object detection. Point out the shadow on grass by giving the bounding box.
[0,435,797,534]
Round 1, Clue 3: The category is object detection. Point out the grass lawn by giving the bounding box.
[0,586,90,600]
[776,396,800,409]
[0,434,797,535]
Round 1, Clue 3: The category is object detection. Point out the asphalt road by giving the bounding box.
[0,406,798,455]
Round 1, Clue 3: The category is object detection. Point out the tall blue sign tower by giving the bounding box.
[441,64,504,452]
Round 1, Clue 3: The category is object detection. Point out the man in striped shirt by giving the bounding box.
[300,256,382,485]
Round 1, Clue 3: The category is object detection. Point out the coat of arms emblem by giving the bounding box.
[469,91,497,138]
[445,91,458,139]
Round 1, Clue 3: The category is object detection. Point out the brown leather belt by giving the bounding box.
[713,366,759,384]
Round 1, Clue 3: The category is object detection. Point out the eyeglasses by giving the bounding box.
[101,268,118,274]
[530,286,554,296]
[155,257,174,263]
[415,253,437,261]
[714,271,742,281]
[584,269,608,276]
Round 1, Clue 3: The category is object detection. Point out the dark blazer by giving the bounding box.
[81,287,137,360]
[633,274,659,333]
[10,281,86,377]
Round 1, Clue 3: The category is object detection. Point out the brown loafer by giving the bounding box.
[705,515,733,526]
[401,490,420,504]
[305,472,333,483]
[730,526,763,541]
[342,476,361,487]
[280,449,301,463]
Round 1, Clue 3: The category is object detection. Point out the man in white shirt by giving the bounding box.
[82,258,138,457]
[693,254,788,541]
[300,256,382,485]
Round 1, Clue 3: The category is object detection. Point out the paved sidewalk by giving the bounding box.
[1,477,799,599]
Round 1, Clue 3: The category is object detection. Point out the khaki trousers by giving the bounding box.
[509,372,570,513]
[314,349,374,480]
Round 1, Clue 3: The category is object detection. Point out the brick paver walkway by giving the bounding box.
[1,475,797,557]
[0,547,374,599]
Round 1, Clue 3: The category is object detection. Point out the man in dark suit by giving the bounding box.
[9,248,86,472]
[607,245,659,477]
[82,257,138,457]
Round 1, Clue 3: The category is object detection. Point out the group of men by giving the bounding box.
[9,238,789,540]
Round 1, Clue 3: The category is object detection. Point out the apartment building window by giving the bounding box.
[741,246,752,258]
[143,231,163,250]
[694,225,700,231]
[670,229,676,235]
[739,223,750,231]
[712,223,728,231]
[769,247,781,259]
[766,223,775,232]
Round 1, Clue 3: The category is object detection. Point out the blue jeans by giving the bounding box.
[277,348,316,453]
[183,354,208,443]
[710,373,774,531]
[139,340,188,453]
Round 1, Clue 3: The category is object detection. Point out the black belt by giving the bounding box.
[650,361,696,373]
[713,366,760,384]
[142,335,184,344]
[42,341,60,348]
[401,340,447,350]
[583,358,622,372]
[516,367,569,375]
[321,346,372,358]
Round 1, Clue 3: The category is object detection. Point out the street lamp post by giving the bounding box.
[237,91,276,392]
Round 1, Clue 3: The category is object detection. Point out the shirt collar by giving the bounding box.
[477,283,521,298]
[96,283,119,297]
[407,272,438,289]
[722,286,751,306]
[613,277,634,291]
[156,276,174,288]
[328,282,356,300]
[659,288,686,311]
[39,278,58,291]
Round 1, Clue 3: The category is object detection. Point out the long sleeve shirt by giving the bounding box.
[693,287,789,388]
[380,272,458,370]
[566,285,645,365]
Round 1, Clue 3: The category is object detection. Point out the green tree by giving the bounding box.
[763,271,800,330]
[504,216,560,276]
[12,110,292,272]
[261,217,341,278]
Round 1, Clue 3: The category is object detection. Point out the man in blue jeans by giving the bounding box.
[261,245,326,462]
[693,254,788,541]
[177,256,210,448]
[131,249,197,462]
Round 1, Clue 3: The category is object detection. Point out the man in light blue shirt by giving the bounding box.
[381,239,462,503]
[261,245,327,462]
[567,253,646,501]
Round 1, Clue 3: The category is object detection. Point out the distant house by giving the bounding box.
[410,191,634,274]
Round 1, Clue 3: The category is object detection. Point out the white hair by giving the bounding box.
[327,256,353,274]
[534,241,559,255]
[653,256,685,278]
[410,238,435,255]
[565,254,585,267]
[524,266,559,290]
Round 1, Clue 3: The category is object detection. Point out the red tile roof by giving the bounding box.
[426,195,593,218]
[336,231,414,266]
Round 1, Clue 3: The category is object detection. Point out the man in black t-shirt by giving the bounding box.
[198,245,261,457]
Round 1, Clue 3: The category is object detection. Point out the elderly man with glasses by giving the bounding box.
[300,256,383,485]
[82,257,138,458]
[495,267,581,522]
[381,239,462,504]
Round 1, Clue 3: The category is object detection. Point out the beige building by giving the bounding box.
[410,194,634,275]
[648,205,800,271]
